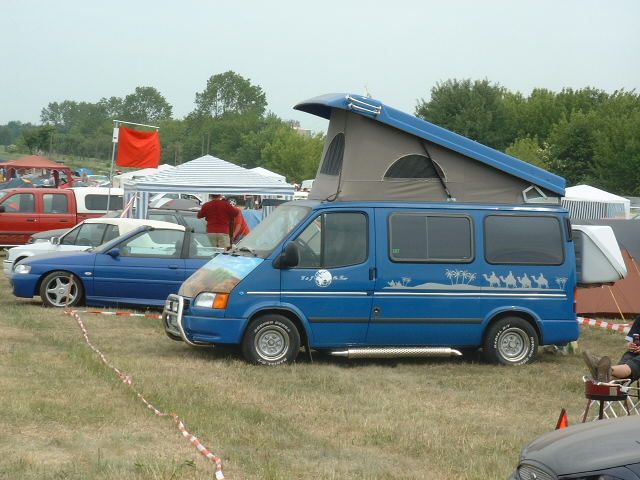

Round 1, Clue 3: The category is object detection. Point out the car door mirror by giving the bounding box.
[274,242,299,269]
[107,248,120,258]
[0,206,4,213]
[50,236,60,246]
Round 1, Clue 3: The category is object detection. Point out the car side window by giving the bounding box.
[75,223,108,247]
[294,212,368,269]
[102,224,120,243]
[0,193,35,213]
[60,225,81,245]
[118,229,184,258]
[43,193,69,214]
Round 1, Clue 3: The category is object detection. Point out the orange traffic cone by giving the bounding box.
[555,408,569,429]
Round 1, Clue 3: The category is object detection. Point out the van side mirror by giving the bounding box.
[274,242,299,269]
[107,248,120,258]
[0,206,4,213]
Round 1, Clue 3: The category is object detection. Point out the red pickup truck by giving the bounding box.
[0,187,123,246]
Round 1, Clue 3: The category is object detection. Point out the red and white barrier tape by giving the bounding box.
[74,309,162,319]
[65,308,224,479]
[577,316,630,335]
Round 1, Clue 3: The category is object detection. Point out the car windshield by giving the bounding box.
[235,204,311,258]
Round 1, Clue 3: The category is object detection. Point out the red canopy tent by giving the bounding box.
[1,155,74,187]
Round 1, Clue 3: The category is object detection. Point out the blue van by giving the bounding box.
[164,199,578,365]
[162,93,593,366]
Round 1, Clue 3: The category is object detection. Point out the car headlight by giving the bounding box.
[194,292,229,309]
[14,264,31,274]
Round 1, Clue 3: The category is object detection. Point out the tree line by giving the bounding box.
[416,79,640,195]
[1,74,639,193]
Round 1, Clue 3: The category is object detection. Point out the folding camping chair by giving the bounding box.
[582,377,640,422]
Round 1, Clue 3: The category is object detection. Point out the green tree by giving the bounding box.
[592,109,640,195]
[505,137,550,169]
[415,79,514,150]
[194,71,267,118]
[261,126,324,182]
[121,86,173,124]
[547,112,598,185]
[19,125,56,154]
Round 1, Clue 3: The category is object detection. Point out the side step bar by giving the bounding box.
[329,347,463,359]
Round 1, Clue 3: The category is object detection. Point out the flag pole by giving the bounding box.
[106,120,120,212]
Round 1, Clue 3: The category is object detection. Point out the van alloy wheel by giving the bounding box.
[255,324,290,362]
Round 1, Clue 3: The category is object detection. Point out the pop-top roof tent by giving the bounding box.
[562,185,631,219]
[294,94,565,204]
[123,154,294,219]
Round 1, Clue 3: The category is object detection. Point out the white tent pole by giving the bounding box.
[106,120,119,212]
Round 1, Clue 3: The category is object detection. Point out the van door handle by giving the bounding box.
[369,267,377,281]
[26,218,37,222]
[58,219,70,223]
[168,265,179,269]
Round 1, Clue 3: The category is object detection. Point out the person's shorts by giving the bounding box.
[207,233,230,249]
[619,352,640,380]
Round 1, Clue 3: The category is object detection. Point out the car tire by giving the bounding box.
[482,317,538,366]
[242,314,301,365]
[39,271,84,308]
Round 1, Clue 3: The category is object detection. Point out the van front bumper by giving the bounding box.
[163,294,247,346]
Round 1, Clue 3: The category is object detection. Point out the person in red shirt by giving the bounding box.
[197,194,239,249]
[233,209,251,243]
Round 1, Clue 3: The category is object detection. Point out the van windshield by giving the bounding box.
[236,204,311,258]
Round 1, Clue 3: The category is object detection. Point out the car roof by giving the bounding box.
[82,217,185,232]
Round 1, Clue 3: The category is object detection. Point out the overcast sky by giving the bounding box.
[1,0,639,132]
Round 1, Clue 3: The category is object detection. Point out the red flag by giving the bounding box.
[555,408,569,429]
[116,126,161,168]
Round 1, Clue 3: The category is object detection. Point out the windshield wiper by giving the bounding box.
[237,246,256,256]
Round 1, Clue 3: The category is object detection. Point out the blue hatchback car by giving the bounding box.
[11,223,219,308]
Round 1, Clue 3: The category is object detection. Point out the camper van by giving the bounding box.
[163,93,624,366]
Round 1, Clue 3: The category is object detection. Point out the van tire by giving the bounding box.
[483,317,538,366]
[242,314,300,366]
[40,271,84,308]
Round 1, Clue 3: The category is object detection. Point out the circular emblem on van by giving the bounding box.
[314,269,333,287]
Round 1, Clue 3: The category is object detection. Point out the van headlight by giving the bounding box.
[14,264,31,274]
[194,292,229,309]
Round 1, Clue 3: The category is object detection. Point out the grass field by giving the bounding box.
[0,273,628,479]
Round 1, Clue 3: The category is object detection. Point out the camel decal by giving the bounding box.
[499,271,517,289]
[532,273,549,289]
[384,270,564,291]
[517,273,532,289]
[483,272,501,288]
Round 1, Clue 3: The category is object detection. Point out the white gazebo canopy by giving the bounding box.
[123,155,295,219]
[249,166,286,183]
[562,184,631,219]
[112,164,175,188]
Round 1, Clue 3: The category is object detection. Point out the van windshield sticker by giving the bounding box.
[385,270,567,291]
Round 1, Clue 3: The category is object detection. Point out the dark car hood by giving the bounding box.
[520,416,640,475]
[23,250,96,266]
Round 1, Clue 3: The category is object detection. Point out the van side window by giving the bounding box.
[294,212,367,268]
[389,214,473,262]
[485,215,564,265]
